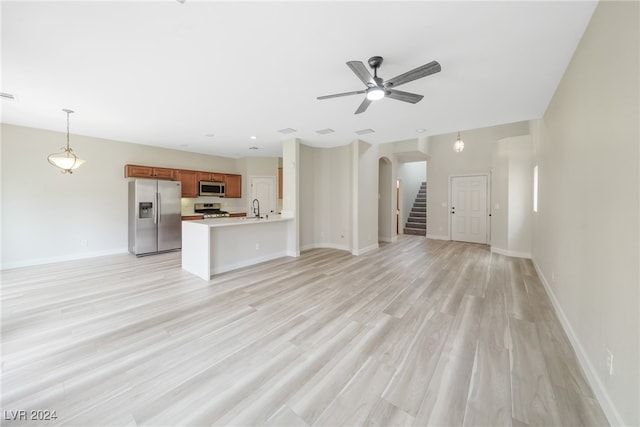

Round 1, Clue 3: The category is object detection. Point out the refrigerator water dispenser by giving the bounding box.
[139,202,153,218]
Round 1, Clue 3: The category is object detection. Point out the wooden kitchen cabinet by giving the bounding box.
[197,172,225,182]
[125,164,176,180]
[224,174,242,198]
[196,172,212,182]
[177,170,198,198]
[278,168,283,199]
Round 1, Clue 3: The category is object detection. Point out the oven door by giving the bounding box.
[199,181,225,197]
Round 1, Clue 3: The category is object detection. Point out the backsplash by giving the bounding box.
[181,197,246,215]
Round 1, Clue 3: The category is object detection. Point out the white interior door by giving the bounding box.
[250,176,276,217]
[451,175,488,244]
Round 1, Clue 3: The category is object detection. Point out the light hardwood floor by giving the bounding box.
[1,236,608,426]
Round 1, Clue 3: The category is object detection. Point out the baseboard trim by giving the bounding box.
[1,248,129,270]
[491,246,531,259]
[300,243,351,253]
[352,243,379,256]
[426,234,449,241]
[532,259,624,427]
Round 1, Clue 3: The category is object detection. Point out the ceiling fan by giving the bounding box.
[317,56,441,114]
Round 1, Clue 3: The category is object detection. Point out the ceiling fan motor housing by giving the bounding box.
[368,56,384,70]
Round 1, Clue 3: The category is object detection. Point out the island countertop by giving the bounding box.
[182,215,294,280]
[187,214,292,228]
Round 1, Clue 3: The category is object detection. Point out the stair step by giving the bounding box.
[404,182,428,237]
[404,228,426,236]
[405,222,426,229]
[407,217,426,223]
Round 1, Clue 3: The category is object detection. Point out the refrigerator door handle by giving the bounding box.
[153,192,158,224]
[157,192,161,223]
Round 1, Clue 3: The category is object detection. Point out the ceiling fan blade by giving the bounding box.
[317,89,366,100]
[354,97,372,114]
[385,89,424,104]
[347,61,375,86]
[385,61,441,88]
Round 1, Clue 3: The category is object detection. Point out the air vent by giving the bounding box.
[316,128,335,135]
[0,92,16,101]
[249,147,259,150]
[277,128,297,134]
[355,128,375,135]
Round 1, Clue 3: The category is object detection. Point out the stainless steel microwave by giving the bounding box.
[199,181,225,197]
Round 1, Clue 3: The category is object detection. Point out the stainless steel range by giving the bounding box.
[194,202,230,218]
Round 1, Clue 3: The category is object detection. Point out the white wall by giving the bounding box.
[397,161,426,232]
[426,122,530,240]
[0,124,243,269]
[378,157,393,242]
[353,140,378,255]
[491,135,533,257]
[506,136,532,256]
[532,2,639,425]
[491,140,509,250]
[298,143,352,252]
[281,139,299,257]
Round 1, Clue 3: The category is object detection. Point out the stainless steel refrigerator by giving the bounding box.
[128,179,182,256]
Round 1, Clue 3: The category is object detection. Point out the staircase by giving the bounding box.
[404,182,427,236]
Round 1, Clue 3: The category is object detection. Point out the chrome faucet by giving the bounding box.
[252,198,260,218]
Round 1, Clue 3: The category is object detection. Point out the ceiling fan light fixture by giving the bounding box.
[453,131,465,153]
[366,87,385,101]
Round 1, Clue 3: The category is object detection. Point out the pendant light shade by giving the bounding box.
[453,131,464,153]
[48,109,85,174]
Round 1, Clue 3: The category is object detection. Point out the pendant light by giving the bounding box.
[48,109,85,174]
[453,131,464,153]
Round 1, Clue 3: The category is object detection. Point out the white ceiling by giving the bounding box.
[1,1,597,158]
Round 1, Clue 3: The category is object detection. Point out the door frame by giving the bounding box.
[448,172,491,243]
[249,176,277,216]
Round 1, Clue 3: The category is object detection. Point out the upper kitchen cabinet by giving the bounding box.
[197,172,225,182]
[177,170,198,198]
[224,174,242,198]
[125,164,175,180]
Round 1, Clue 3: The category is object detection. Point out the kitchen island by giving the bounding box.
[181,215,294,280]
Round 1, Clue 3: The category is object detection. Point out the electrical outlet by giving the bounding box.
[80,239,88,247]
[255,243,260,250]
[606,349,614,376]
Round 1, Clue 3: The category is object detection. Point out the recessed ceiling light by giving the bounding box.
[355,128,375,135]
[277,128,297,134]
[416,129,426,133]
[249,147,259,150]
[316,128,335,135]
[250,136,257,140]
